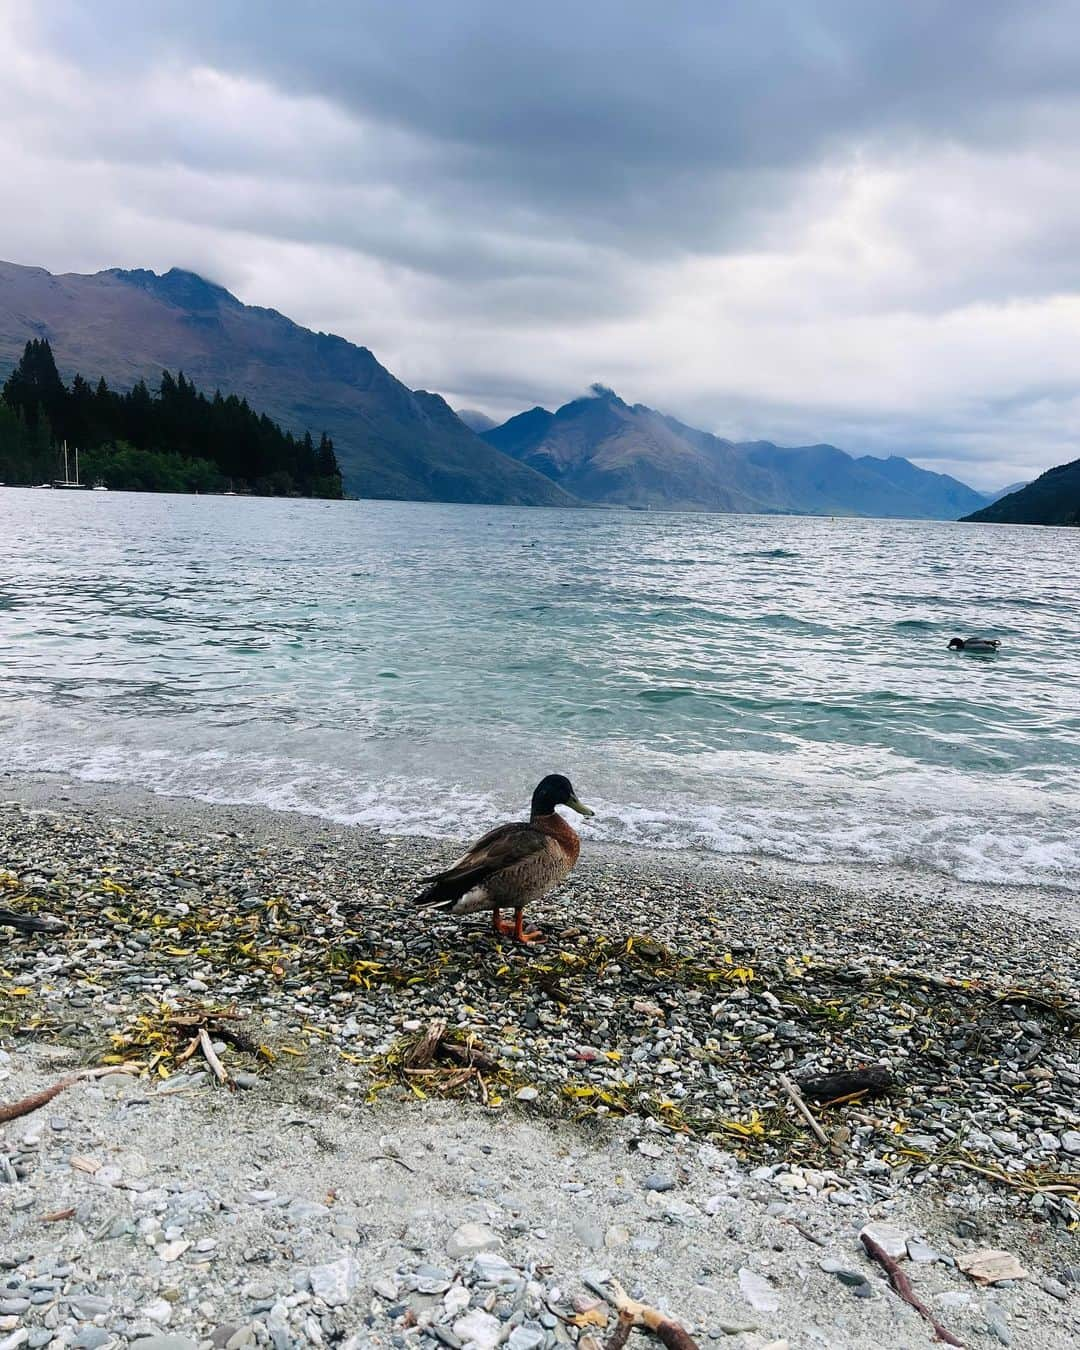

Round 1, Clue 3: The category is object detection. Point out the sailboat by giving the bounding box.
[52,441,91,490]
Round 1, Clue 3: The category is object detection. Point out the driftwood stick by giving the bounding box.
[0,907,66,934]
[403,1019,447,1070]
[797,1066,893,1103]
[778,1073,829,1146]
[861,1233,964,1347]
[0,1076,76,1124]
[197,1028,232,1086]
[601,1279,700,1350]
[0,1064,139,1125]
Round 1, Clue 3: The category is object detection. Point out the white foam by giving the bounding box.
[2,717,1078,894]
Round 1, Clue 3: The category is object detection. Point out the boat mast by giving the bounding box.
[75,446,80,486]
[63,440,69,483]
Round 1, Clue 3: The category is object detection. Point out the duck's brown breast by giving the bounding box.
[532,812,581,866]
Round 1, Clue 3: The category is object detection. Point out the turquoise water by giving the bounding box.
[2,489,1079,889]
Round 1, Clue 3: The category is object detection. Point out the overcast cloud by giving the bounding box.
[4,0,1080,487]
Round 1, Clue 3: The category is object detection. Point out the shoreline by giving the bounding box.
[2,771,1078,1348]
[4,768,1077,933]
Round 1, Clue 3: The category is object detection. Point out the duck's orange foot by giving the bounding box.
[492,910,517,938]
[513,910,545,944]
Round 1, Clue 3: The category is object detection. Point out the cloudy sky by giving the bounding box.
[3,1,1080,487]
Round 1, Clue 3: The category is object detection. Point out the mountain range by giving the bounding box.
[482,385,990,518]
[0,259,1003,518]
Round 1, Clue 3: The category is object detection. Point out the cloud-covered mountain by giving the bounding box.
[453,408,499,433]
[0,260,574,507]
[483,387,989,519]
[963,460,1080,526]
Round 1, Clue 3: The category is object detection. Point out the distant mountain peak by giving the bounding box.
[105,266,242,312]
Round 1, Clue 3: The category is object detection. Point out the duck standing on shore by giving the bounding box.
[948,637,1001,652]
[414,774,594,944]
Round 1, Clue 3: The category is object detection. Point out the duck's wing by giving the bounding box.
[415,822,548,907]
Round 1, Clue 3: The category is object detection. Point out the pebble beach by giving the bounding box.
[1,775,1078,1350]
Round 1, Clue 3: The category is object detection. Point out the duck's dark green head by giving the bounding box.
[531,774,595,819]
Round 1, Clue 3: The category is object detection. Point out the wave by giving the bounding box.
[3,726,1078,894]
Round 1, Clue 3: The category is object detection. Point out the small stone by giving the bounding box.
[225,1328,256,1350]
[447,1223,502,1259]
[309,1256,360,1308]
[472,1253,517,1284]
[818,1262,866,1289]
[1039,1276,1068,1300]
[143,1299,173,1326]
[443,1286,471,1318]
[1060,1131,1080,1155]
[738,1269,778,1314]
[642,1174,675,1192]
[572,1220,603,1250]
[372,1278,399,1301]
[157,1240,191,1263]
[506,1329,544,1350]
[73,1332,111,1350]
[128,1338,198,1350]
[452,1309,501,1350]
[70,1294,113,1319]
[514,1087,538,1101]
[859,1223,908,1260]
[232,1072,260,1089]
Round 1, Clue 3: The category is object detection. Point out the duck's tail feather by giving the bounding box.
[414,864,488,910]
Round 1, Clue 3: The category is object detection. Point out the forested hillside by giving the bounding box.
[0,338,343,496]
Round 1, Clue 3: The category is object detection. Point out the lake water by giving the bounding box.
[2,489,1079,890]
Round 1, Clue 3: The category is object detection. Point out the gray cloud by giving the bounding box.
[5,0,1080,488]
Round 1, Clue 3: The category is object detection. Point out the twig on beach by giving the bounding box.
[599,1279,700,1350]
[861,1232,965,1347]
[777,1072,829,1147]
[39,1207,76,1223]
[175,1035,200,1065]
[197,1028,232,1087]
[0,1064,139,1124]
[365,1153,417,1173]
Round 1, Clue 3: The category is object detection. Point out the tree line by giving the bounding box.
[0,339,343,497]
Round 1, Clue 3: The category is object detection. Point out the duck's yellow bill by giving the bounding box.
[567,795,595,817]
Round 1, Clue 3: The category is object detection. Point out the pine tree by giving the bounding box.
[2,338,67,431]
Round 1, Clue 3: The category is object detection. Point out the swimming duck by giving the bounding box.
[948,637,1001,652]
[414,774,594,944]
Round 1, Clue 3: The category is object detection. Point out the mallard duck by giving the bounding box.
[948,637,1001,652]
[414,774,594,944]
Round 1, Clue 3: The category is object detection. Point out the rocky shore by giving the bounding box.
[1,777,1078,1349]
